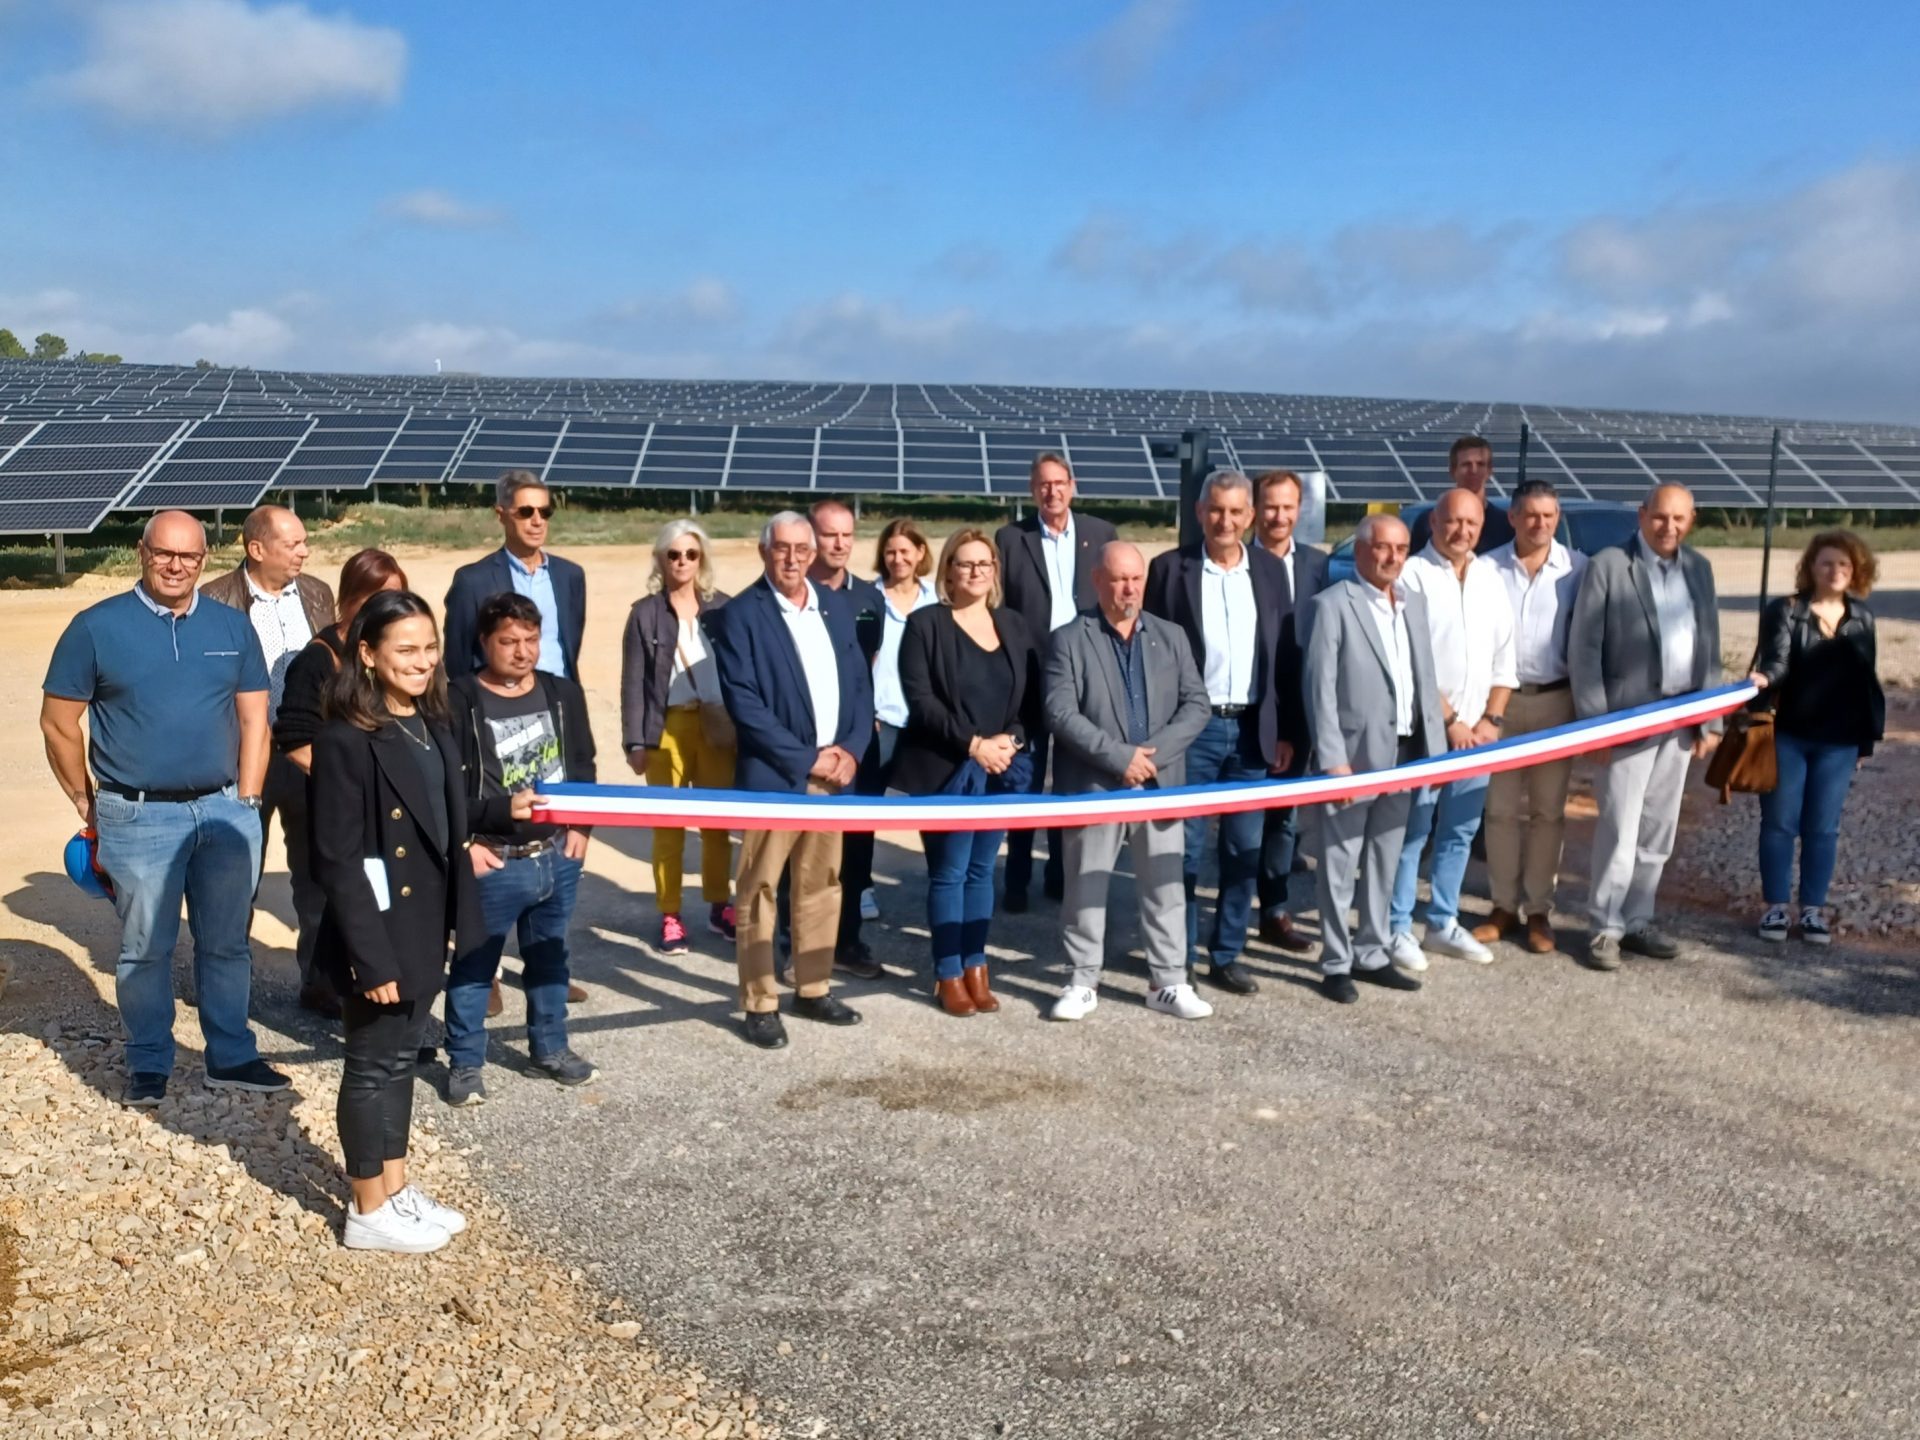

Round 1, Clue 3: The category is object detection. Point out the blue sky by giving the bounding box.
[3,0,1919,420]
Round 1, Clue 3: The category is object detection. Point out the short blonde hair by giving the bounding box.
[935,527,1002,609]
[648,518,717,599]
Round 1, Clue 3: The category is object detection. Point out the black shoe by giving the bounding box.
[1004,886,1030,914]
[529,1048,597,1086]
[204,1059,291,1093]
[125,1072,168,1107]
[1043,866,1065,903]
[1621,926,1680,960]
[1207,961,1260,995]
[833,940,884,980]
[743,1011,789,1050]
[1320,974,1359,1004]
[1353,963,1422,992]
[791,993,863,1026]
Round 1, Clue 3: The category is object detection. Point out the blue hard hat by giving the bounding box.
[65,829,114,901]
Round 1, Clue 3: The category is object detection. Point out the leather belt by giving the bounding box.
[476,835,558,859]
[1517,679,1570,695]
[98,782,225,803]
[1210,704,1250,718]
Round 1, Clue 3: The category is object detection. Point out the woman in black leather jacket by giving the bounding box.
[1748,529,1884,945]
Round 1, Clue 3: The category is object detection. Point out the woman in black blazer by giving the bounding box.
[311,590,534,1254]
[895,528,1042,1017]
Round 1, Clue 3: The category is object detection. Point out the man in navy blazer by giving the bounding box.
[444,471,587,681]
[993,451,1119,910]
[1144,470,1296,996]
[707,512,874,1050]
[1250,468,1332,952]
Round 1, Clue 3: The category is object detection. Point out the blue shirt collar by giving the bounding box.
[133,582,198,619]
[504,547,549,579]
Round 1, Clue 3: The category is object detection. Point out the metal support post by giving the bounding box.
[1759,428,1781,605]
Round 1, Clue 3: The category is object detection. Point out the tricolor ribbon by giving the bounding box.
[534,683,1756,834]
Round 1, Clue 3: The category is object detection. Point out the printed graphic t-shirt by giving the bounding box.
[478,679,566,843]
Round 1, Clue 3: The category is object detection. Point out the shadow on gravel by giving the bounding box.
[1722,941,1920,1018]
[3,878,350,1226]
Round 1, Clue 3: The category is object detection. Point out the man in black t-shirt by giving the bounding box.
[444,593,600,1106]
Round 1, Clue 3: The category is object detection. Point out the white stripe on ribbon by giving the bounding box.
[534,683,1755,833]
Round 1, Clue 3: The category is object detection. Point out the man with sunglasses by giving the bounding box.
[444,470,587,681]
[41,510,289,1107]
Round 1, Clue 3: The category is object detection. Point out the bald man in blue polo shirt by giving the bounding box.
[41,510,288,1108]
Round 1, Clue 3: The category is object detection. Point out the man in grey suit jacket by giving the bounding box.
[1567,483,1722,971]
[1043,542,1213,1022]
[1304,515,1447,1004]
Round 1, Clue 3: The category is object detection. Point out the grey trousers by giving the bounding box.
[1062,817,1187,992]
[1589,731,1691,938]
[1314,790,1415,976]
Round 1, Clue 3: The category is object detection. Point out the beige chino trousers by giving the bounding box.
[735,781,843,1013]
[1483,685,1577,919]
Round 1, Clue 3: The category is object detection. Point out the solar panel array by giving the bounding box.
[1,360,1916,536]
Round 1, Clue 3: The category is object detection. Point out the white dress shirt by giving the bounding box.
[1254,534,1296,599]
[1362,579,1417,738]
[872,579,938,727]
[1199,547,1257,706]
[1039,513,1077,631]
[772,580,842,747]
[1399,545,1516,726]
[244,570,314,720]
[1647,552,1697,696]
[1487,540,1587,684]
[667,612,719,707]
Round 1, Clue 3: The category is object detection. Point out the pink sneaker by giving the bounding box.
[709,902,737,941]
[659,913,689,955]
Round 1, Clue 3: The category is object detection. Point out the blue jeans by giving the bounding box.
[93,786,263,1077]
[923,827,1004,981]
[1759,732,1856,906]
[1390,773,1490,933]
[1182,715,1267,966]
[445,847,582,1068]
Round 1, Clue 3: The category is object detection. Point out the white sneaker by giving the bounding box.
[1423,920,1493,964]
[343,1197,450,1254]
[859,887,880,921]
[1050,985,1099,1021]
[1387,930,1427,972]
[393,1184,467,1236]
[1146,983,1214,1020]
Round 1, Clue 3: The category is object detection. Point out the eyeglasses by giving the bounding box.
[949,559,996,574]
[767,543,814,558]
[665,548,701,563]
[143,547,207,568]
[509,505,554,520]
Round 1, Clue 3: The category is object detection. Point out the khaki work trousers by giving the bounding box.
[735,781,843,1013]
[1483,685,1577,919]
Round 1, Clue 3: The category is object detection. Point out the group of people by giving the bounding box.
[40,440,1886,1253]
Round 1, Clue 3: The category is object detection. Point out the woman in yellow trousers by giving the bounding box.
[619,519,735,955]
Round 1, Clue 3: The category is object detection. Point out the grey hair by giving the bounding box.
[1353,512,1409,548]
[494,468,547,509]
[1198,468,1253,507]
[648,517,717,599]
[141,511,207,548]
[760,510,813,549]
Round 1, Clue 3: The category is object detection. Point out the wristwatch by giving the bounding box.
[238,795,264,810]
[1484,714,1506,730]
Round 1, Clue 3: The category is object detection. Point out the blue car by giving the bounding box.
[1325,498,1637,584]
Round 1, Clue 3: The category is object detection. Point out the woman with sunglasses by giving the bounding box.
[621,519,736,956]
[310,590,539,1253]
[893,529,1042,1016]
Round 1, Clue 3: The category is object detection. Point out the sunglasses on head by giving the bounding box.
[510,504,554,520]
[666,548,701,563]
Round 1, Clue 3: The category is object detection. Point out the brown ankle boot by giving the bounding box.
[486,978,504,1018]
[963,964,999,1013]
[935,977,977,1018]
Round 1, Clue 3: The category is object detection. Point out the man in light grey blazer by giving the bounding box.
[1044,541,1213,1022]
[1304,514,1447,1004]
[1567,483,1722,971]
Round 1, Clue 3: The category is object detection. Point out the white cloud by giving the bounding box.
[604,278,742,330]
[363,321,628,375]
[49,0,406,137]
[380,189,504,229]
[174,307,294,363]
[1073,0,1193,98]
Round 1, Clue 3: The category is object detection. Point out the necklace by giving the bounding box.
[393,713,433,751]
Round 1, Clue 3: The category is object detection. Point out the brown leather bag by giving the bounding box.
[1703,709,1776,802]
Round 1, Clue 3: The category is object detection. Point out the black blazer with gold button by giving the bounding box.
[310,717,487,1002]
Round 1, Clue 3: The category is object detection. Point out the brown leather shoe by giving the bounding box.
[1258,914,1314,953]
[1525,913,1557,954]
[567,981,588,1004]
[963,964,1000,1013]
[935,977,978,1017]
[1470,908,1519,945]
[486,978,504,1018]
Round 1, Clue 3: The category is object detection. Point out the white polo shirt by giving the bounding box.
[1398,544,1516,727]
[1486,540,1586,685]
[772,580,841,747]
